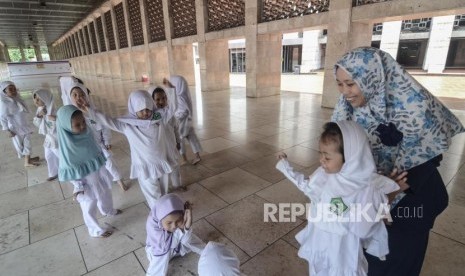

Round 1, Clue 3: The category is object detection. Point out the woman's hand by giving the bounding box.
[277,152,287,160]
[389,168,409,191]
[76,99,89,114]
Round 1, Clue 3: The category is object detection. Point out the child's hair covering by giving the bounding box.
[146,193,184,256]
[56,105,106,181]
[0,80,15,93]
[169,75,193,115]
[117,89,157,127]
[33,88,55,116]
[66,83,94,108]
[198,242,241,276]
[0,81,29,113]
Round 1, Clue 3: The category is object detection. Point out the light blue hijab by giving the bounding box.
[57,105,106,181]
[331,47,464,173]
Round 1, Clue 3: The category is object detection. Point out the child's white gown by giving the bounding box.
[276,121,399,276]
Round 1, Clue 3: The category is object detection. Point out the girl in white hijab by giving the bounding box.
[164,76,202,165]
[79,89,178,208]
[0,81,39,167]
[32,88,59,181]
[276,121,402,276]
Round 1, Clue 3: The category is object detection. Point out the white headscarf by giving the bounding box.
[59,76,80,105]
[33,88,55,135]
[0,81,29,114]
[170,75,193,117]
[306,121,398,236]
[198,242,241,276]
[117,90,159,128]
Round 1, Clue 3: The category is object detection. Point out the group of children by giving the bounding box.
[2,74,408,275]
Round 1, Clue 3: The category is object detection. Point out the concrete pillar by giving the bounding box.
[301,30,323,73]
[110,4,122,79]
[0,45,7,62]
[245,0,282,98]
[138,0,152,82]
[19,46,26,62]
[121,0,136,80]
[34,45,43,61]
[380,21,402,60]
[195,0,229,91]
[423,15,455,73]
[198,39,230,91]
[4,46,11,62]
[321,0,372,108]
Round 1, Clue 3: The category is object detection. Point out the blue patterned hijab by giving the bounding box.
[331,47,464,173]
[57,105,106,181]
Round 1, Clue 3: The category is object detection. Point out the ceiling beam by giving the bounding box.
[0,0,92,8]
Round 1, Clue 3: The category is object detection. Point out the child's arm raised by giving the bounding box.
[276,153,312,195]
[77,102,126,134]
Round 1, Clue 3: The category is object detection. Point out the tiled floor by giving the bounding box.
[0,74,464,275]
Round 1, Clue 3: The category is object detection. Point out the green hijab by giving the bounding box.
[57,105,106,181]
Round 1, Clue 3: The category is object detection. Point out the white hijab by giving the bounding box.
[33,88,55,135]
[170,75,193,117]
[198,242,241,276]
[307,121,398,236]
[0,81,29,114]
[59,76,80,106]
[117,89,159,128]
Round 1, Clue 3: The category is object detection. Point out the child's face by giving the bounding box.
[70,88,88,107]
[319,141,344,174]
[4,85,18,98]
[136,108,153,120]
[71,112,87,134]
[153,92,167,108]
[161,212,184,233]
[33,95,45,107]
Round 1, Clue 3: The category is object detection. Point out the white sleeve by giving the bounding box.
[164,88,178,123]
[0,105,9,130]
[276,159,312,195]
[33,116,42,128]
[88,108,125,134]
[180,228,206,255]
[101,127,112,146]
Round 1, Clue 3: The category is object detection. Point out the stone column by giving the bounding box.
[245,0,282,98]
[321,0,372,108]
[301,29,323,73]
[34,45,43,61]
[196,0,230,91]
[380,21,402,60]
[19,46,27,61]
[110,4,122,79]
[120,0,136,80]
[0,45,7,62]
[423,15,455,73]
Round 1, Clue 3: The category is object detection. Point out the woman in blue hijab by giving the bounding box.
[332,47,464,275]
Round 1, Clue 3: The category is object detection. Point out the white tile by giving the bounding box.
[85,253,145,276]
[0,212,29,254]
[0,230,86,276]
[75,203,149,271]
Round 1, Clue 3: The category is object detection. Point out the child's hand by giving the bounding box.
[73,191,84,201]
[183,201,192,230]
[277,152,287,160]
[76,99,89,113]
[106,144,112,151]
[163,78,174,88]
[176,143,181,151]
[47,115,56,121]
[7,130,16,137]
[39,108,47,117]
[389,168,409,191]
